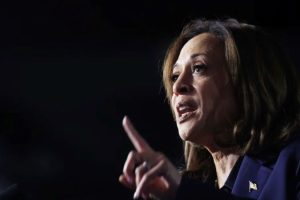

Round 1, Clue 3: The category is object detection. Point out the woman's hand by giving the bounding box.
[119,116,182,200]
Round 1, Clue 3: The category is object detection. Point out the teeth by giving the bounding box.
[182,112,190,117]
[178,106,190,112]
[176,101,197,121]
[178,111,195,123]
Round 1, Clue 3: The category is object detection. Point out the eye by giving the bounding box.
[192,64,207,74]
[171,74,179,83]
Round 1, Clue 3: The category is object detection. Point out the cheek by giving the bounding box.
[200,80,237,126]
[170,95,177,114]
[171,95,175,108]
[197,81,222,114]
[197,80,220,102]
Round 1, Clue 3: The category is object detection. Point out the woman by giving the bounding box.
[119,18,300,199]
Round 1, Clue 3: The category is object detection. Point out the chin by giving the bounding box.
[177,121,208,145]
[179,131,190,141]
[178,125,197,142]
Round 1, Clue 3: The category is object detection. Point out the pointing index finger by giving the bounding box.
[122,116,153,153]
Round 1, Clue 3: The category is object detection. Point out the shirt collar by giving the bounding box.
[221,156,243,193]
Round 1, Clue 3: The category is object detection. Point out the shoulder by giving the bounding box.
[245,134,300,173]
[278,134,300,160]
[267,134,300,175]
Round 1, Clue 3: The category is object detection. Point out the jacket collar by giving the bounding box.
[231,156,272,199]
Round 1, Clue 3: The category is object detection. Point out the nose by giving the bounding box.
[172,72,192,96]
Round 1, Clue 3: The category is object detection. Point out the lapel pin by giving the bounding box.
[249,181,258,192]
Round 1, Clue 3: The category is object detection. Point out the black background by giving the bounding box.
[0,0,299,199]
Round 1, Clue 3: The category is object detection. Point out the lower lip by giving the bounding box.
[178,110,196,123]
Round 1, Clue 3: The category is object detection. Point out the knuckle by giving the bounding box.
[123,167,129,175]
[135,162,148,175]
[142,173,150,180]
[123,151,136,173]
[128,150,136,158]
[156,152,166,160]
[160,159,167,165]
[135,165,143,174]
[141,173,154,186]
[122,164,127,173]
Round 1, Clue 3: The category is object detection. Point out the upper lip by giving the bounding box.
[176,100,197,117]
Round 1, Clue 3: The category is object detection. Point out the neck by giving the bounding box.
[210,150,239,188]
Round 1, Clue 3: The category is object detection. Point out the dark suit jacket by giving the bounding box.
[176,136,300,200]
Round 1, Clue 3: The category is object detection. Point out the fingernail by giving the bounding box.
[142,161,149,170]
[122,116,127,125]
[133,191,139,199]
[118,175,123,182]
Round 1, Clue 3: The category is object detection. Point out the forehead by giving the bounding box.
[176,33,222,63]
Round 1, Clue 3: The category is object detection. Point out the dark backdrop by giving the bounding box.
[0,0,299,199]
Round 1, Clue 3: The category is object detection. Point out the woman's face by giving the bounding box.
[171,33,237,147]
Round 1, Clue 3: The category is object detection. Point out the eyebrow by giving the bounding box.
[173,53,207,69]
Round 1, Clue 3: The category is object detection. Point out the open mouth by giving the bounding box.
[176,101,197,123]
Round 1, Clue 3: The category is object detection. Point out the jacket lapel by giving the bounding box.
[232,156,272,199]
